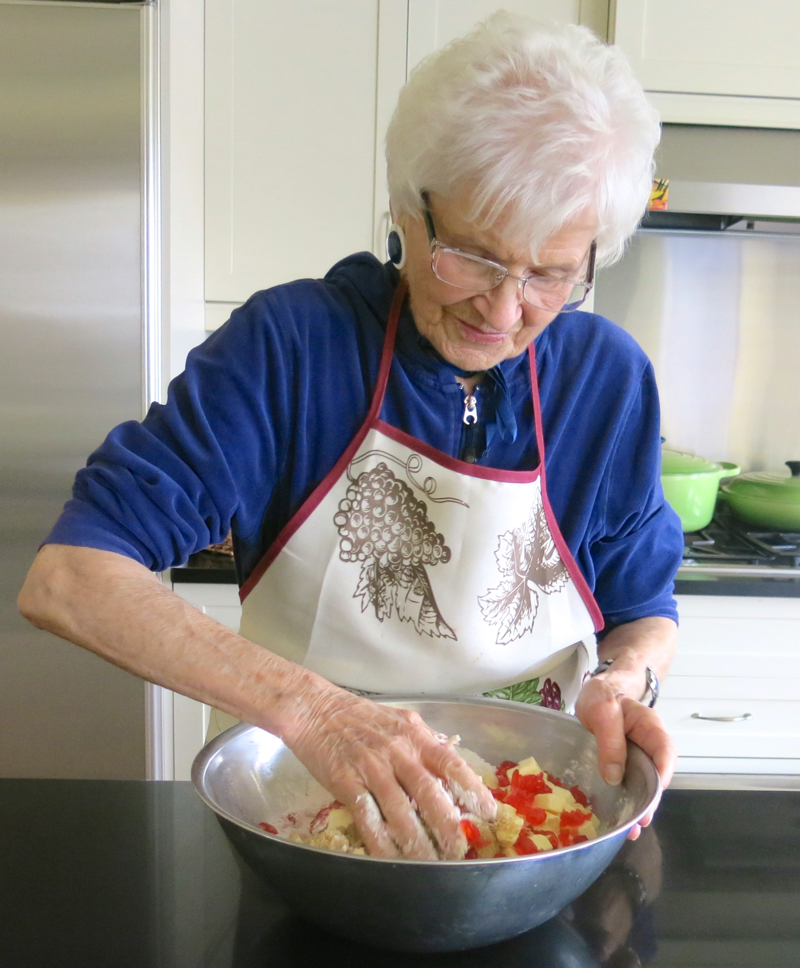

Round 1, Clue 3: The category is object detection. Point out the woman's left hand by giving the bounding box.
[574,668,677,840]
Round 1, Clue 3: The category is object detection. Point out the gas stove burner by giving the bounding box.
[745,531,800,555]
[681,508,800,573]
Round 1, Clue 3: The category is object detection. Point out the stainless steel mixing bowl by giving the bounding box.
[192,696,660,953]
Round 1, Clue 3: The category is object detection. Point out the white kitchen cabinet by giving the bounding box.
[205,0,385,305]
[612,0,800,128]
[663,595,800,775]
[204,0,610,324]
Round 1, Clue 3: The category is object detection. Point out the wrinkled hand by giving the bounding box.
[575,676,676,840]
[287,687,497,859]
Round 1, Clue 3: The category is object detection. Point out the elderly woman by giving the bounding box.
[20,15,683,860]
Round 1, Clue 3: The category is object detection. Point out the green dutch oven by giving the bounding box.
[720,462,800,531]
[661,448,741,532]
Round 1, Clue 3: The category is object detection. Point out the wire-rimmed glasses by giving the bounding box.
[421,193,595,313]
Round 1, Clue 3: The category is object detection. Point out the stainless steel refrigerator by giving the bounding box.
[0,0,156,777]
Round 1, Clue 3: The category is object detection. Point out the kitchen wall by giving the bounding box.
[594,125,800,471]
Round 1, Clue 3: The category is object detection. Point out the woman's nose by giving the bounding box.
[475,276,524,331]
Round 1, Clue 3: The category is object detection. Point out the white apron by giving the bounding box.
[235,282,603,717]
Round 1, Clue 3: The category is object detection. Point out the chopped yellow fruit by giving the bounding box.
[503,846,519,857]
[516,756,542,776]
[577,819,598,840]
[325,808,354,831]
[534,789,574,813]
[494,802,525,846]
[530,833,555,852]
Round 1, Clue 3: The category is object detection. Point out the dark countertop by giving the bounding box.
[674,571,800,597]
[171,550,239,584]
[3,780,799,967]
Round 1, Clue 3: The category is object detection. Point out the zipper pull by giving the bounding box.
[463,393,478,425]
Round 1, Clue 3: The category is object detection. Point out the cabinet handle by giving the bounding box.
[691,712,753,722]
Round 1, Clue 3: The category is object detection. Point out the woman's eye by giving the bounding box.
[527,274,562,290]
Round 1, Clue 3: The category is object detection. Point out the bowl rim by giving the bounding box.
[192,694,661,866]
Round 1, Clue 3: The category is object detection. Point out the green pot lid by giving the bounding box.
[661,448,721,477]
[723,462,800,506]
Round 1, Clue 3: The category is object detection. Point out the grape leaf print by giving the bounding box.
[478,493,569,645]
[334,462,456,640]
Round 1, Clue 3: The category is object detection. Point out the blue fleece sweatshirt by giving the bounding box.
[45,253,683,631]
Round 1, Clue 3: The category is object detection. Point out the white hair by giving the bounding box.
[385,13,660,267]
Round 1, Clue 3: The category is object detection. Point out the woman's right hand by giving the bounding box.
[19,546,496,859]
[285,685,497,860]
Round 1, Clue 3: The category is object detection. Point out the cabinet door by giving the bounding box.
[613,0,800,100]
[667,596,800,774]
[406,0,609,73]
[205,0,381,303]
[659,696,800,759]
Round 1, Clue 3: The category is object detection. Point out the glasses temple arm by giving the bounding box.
[420,191,437,246]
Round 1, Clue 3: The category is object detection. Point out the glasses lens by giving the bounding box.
[432,247,505,291]
[522,279,589,312]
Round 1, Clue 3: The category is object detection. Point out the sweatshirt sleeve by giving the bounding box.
[43,289,300,571]
[587,360,684,630]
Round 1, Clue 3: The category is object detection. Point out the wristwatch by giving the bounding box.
[590,661,659,708]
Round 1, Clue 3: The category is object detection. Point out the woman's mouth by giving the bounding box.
[455,317,508,345]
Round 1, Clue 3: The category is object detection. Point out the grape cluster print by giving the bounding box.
[479,491,569,646]
[484,676,566,711]
[334,462,456,639]
[540,678,563,710]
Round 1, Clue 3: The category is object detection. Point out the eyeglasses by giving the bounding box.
[421,193,596,313]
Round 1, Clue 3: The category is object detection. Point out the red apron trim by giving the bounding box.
[240,283,407,601]
[374,419,541,483]
[527,345,604,632]
[540,482,605,633]
[528,343,547,488]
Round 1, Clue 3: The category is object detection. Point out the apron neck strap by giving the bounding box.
[376,280,547,476]
[367,278,407,420]
[527,341,547,479]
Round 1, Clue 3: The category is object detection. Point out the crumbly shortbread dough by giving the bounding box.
[263,748,602,860]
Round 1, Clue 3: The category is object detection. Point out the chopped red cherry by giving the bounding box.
[560,809,592,828]
[495,760,518,786]
[258,822,278,835]
[504,790,547,827]
[569,785,589,807]
[460,818,490,849]
[514,832,539,855]
[510,771,552,796]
